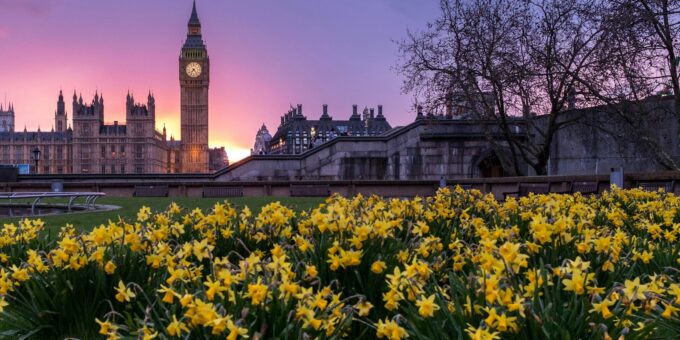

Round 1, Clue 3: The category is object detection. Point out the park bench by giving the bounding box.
[290,184,331,197]
[202,186,244,198]
[571,181,599,195]
[134,185,169,197]
[504,182,550,199]
[637,181,674,193]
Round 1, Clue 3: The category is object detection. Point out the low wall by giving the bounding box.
[3,171,680,200]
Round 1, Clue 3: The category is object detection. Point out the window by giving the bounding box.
[120,165,125,173]
[101,145,106,158]
[101,165,105,173]
[14,146,23,163]
[111,165,115,174]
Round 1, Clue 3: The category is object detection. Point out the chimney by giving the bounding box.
[323,104,328,116]
[378,105,383,116]
[297,104,302,116]
[353,104,358,116]
[369,108,375,119]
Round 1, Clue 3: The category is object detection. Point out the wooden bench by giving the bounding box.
[571,181,599,195]
[134,185,169,197]
[290,184,331,197]
[202,186,244,198]
[504,183,550,199]
[637,181,674,192]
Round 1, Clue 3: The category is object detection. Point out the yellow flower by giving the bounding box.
[226,317,249,340]
[375,318,409,340]
[140,326,158,340]
[114,280,136,303]
[622,277,648,301]
[562,270,592,295]
[305,265,318,279]
[180,294,193,307]
[415,294,439,317]
[246,279,268,306]
[355,300,373,316]
[465,324,501,340]
[10,265,29,282]
[104,261,116,275]
[661,302,679,319]
[166,315,189,337]
[371,260,387,274]
[495,313,518,332]
[158,285,178,304]
[96,318,118,335]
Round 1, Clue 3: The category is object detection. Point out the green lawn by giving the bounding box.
[2,197,325,231]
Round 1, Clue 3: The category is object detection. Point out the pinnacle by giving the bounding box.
[189,0,200,25]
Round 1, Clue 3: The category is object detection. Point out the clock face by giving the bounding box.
[185,62,202,78]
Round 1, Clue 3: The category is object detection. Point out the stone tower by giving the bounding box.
[179,0,210,173]
[0,102,14,132]
[55,90,67,132]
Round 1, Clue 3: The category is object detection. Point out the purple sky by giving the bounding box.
[0,0,439,160]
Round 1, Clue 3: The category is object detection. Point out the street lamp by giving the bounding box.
[32,147,41,174]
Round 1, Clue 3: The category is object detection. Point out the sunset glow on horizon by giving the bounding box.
[0,0,438,161]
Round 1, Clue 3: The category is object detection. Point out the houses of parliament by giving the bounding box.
[0,2,225,174]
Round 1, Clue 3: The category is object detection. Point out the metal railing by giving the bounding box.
[0,192,105,216]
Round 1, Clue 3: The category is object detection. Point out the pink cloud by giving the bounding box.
[0,0,59,15]
[0,27,6,39]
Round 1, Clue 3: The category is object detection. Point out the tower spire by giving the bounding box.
[189,0,200,26]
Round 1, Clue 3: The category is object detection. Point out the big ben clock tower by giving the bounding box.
[180,0,209,173]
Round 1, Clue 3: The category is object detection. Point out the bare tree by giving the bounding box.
[572,0,680,170]
[397,0,606,175]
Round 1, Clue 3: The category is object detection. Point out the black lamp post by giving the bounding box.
[32,147,41,174]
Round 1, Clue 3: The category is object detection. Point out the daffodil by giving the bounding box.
[114,280,136,303]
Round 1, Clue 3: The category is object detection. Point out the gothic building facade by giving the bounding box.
[251,124,272,155]
[0,2,223,174]
[268,104,392,155]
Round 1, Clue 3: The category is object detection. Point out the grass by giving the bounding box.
[2,196,325,231]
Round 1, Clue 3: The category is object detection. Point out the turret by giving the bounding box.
[126,92,134,116]
[55,90,68,132]
[147,91,156,118]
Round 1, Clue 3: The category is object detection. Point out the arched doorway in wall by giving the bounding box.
[470,148,520,178]
[478,153,507,177]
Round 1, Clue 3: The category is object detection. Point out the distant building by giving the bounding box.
[251,124,272,155]
[268,104,392,154]
[0,2,224,174]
